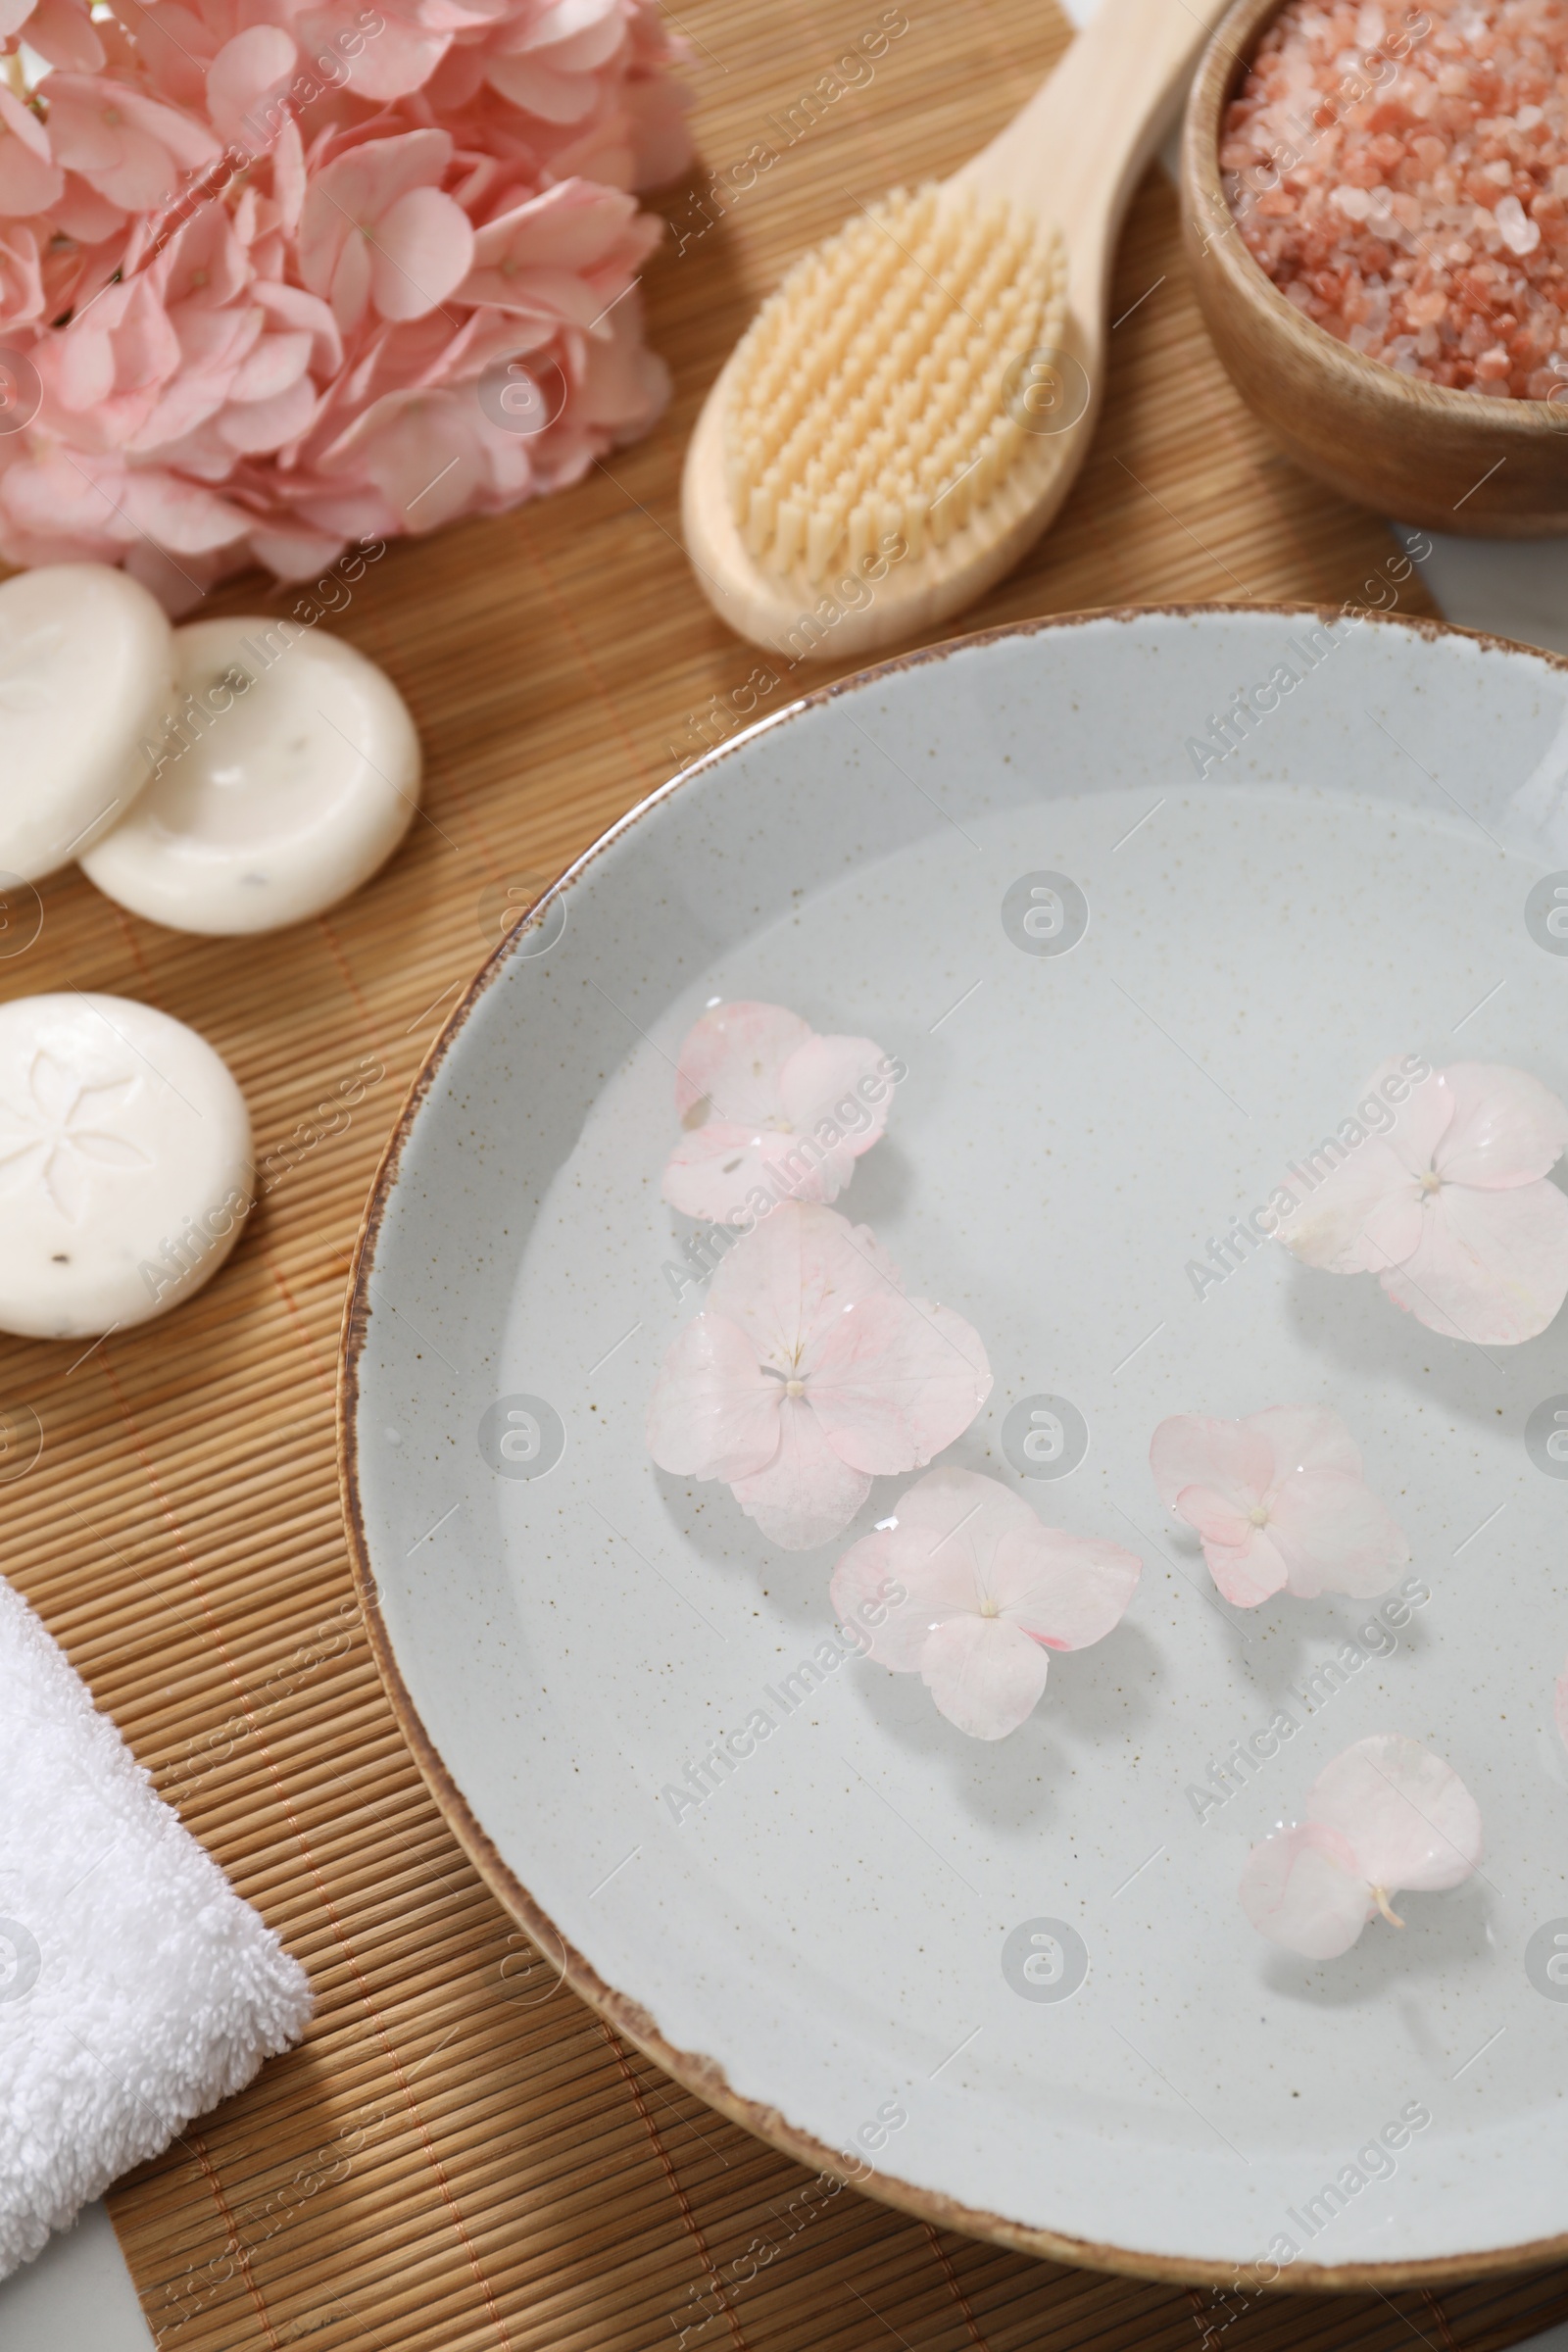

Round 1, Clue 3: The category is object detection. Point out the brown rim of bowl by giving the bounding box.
[338,601,1568,2295]
[1185,0,1568,440]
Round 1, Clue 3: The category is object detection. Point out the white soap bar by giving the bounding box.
[0,994,252,1341]
[0,564,173,883]
[79,617,422,935]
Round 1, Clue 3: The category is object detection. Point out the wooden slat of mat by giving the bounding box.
[3,0,1556,2344]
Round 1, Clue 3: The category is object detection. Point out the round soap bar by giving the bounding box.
[79,617,421,934]
[0,994,253,1341]
[0,564,173,882]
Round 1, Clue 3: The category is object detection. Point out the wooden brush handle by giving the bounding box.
[955,0,1240,305]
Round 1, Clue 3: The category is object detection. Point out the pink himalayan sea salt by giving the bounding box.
[1223,0,1568,400]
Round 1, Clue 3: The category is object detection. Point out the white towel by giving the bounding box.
[0,1573,312,2279]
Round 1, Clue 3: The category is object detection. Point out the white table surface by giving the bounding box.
[0,2203,154,2350]
[3,6,1566,2342]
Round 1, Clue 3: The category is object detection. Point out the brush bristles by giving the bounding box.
[723,183,1066,583]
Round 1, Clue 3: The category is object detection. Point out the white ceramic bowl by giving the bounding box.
[341,606,1568,2287]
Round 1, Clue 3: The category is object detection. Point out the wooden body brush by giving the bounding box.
[682,0,1236,660]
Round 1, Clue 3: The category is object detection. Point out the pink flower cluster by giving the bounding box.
[648,999,1141,1741]
[645,1015,1568,1774]
[649,1001,988,1550]
[0,0,689,600]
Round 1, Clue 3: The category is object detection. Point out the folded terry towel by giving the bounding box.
[0,1573,313,2279]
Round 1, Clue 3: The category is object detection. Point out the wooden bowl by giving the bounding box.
[1180,0,1568,535]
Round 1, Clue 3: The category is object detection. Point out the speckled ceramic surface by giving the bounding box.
[342,608,1568,2283]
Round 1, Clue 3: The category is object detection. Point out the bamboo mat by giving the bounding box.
[7,0,1566,2346]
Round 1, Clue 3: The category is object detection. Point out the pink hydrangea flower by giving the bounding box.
[0,0,689,600]
[0,222,44,323]
[298,127,473,327]
[662,1001,898,1226]
[1240,1735,1482,1959]
[646,1201,992,1552]
[1151,1404,1408,1609]
[44,74,220,211]
[1280,1058,1568,1347]
[0,87,64,214]
[831,1467,1141,1740]
[0,0,103,73]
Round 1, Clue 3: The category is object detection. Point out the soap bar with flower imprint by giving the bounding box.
[0,994,252,1341]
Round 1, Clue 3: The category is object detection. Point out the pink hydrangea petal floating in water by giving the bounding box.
[991,1524,1145,1651]
[829,1466,1140,1740]
[1378,1177,1568,1349]
[834,1468,1042,1664]
[646,1202,991,1552]
[1305,1735,1483,1896]
[1239,1735,1482,1958]
[1147,1413,1288,1606]
[1151,1404,1407,1607]
[705,1188,895,1367]
[778,1033,888,1134]
[1433,1063,1568,1191]
[1237,1401,1361,1481]
[1151,1413,1275,1510]
[1262,1468,1413,1602]
[662,1000,894,1222]
[673,1002,808,1130]
[1286,1138,1423,1277]
[919,1613,1052,1743]
[729,1396,871,1553]
[643,1312,778,1484]
[807,1289,991,1476]
[1238,1822,1374,1961]
[1280,1060,1568,1346]
[1178,1512,1290,1609]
